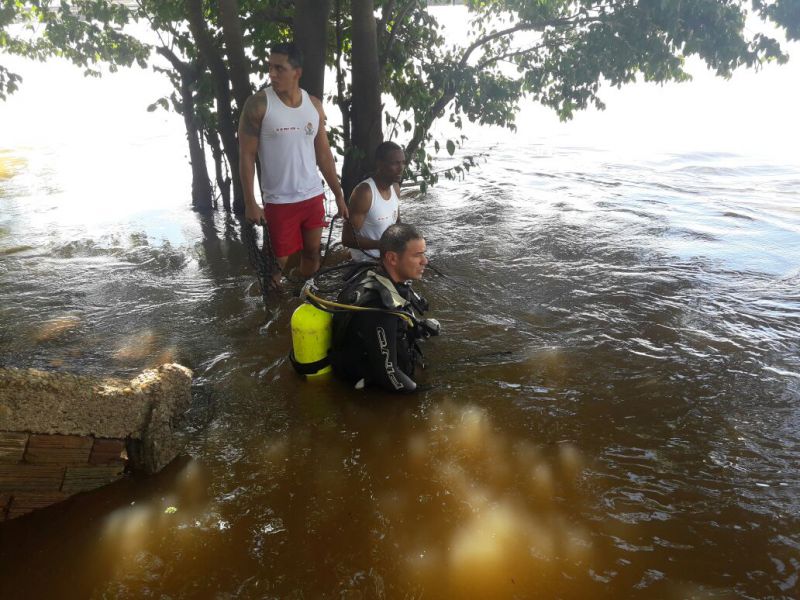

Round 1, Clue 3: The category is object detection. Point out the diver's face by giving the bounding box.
[390,238,427,281]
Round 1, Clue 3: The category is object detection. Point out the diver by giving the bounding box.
[328,223,440,392]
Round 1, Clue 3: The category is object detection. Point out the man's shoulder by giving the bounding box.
[350,180,374,209]
[355,179,375,193]
[239,90,267,136]
[243,90,268,116]
[305,91,324,111]
[246,87,269,102]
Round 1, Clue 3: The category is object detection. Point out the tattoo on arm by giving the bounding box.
[239,93,266,138]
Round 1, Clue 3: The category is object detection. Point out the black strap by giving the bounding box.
[290,351,331,376]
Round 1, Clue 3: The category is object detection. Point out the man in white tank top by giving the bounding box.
[238,42,347,280]
[342,141,405,261]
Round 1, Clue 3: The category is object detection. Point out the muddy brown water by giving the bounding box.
[1,135,799,598]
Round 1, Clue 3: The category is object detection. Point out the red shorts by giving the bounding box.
[263,194,326,257]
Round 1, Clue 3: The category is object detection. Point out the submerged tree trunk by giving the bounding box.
[343,0,383,198]
[156,47,213,211]
[182,78,215,211]
[293,0,331,100]
[207,132,231,211]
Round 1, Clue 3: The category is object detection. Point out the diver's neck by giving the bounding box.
[379,264,402,285]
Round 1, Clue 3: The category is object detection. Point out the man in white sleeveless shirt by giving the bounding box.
[238,42,347,280]
[342,141,404,261]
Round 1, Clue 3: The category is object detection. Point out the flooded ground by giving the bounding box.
[2,134,799,598]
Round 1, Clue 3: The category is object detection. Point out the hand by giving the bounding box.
[245,201,265,225]
[334,193,349,221]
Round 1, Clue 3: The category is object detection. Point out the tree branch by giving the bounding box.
[381,0,417,66]
[155,45,194,81]
[475,42,550,71]
[457,13,598,68]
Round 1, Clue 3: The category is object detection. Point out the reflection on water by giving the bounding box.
[2,69,800,600]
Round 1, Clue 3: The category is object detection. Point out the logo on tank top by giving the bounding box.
[305,122,314,136]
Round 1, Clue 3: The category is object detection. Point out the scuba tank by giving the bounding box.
[290,302,333,379]
[289,264,374,380]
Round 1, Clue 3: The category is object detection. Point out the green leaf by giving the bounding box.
[446,139,455,156]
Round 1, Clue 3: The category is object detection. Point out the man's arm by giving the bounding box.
[341,183,380,251]
[310,95,348,220]
[238,92,266,224]
[359,312,417,392]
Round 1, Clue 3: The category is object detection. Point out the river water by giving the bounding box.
[2,11,800,600]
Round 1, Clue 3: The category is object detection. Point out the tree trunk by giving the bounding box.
[186,0,244,213]
[334,0,351,150]
[293,0,331,99]
[343,0,383,198]
[219,0,252,111]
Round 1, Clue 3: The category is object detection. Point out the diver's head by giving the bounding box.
[380,223,427,282]
[374,141,405,184]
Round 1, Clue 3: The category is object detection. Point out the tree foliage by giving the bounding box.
[0,0,148,100]
[1,1,797,202]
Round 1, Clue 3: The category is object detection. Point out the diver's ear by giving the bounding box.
[384,250,399,268]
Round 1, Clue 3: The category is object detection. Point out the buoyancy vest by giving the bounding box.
[331,266,427,366]
[333,268,407,338]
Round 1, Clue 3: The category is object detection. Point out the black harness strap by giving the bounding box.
[290,351,331,376]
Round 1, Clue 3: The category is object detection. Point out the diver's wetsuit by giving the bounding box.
[329,266,430,392]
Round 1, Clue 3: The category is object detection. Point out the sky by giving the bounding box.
[1,7,798,161]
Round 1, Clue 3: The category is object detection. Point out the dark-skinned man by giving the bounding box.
[238,42,347,282]
[330,223,440,393]
[342,141,405,262]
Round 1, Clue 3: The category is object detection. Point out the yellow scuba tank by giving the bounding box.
[290,302,333,379]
